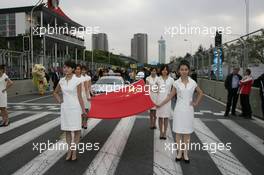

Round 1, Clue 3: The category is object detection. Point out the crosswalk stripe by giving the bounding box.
[153,124,183,175]
[0,112,51,134]
[83,117,135,175]
[0,118,60,158]
[13,118,101,175]
[218,119,264,156]
[0,111,25,122]
[194,118,251,175]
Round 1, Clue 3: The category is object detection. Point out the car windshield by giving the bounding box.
[96,78,123,85]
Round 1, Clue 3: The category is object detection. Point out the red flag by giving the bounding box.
[88,80,155,119]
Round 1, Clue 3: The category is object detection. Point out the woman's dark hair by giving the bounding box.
[245,68,251,75]
[64,60,76,69]
[82,65,88,71]
[177,60,190,71]
[0,64,6,71]
[160,64,170,75]
[76,64,82,69]
[150,67,157,72]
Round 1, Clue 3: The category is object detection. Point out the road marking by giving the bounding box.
[19,95,53,103]
[153,123,183,175]
[200,110,212,113]
[194,118,251,175]
[13,118,101,175]
[0,118,60,158]
[0,112,51,134]
[194,112,203,115]
[8,103,59,106]
[218,119,264,156]
[84,117,135,175]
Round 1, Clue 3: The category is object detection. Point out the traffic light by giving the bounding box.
[23,36,30,52]
[215,30,222,47]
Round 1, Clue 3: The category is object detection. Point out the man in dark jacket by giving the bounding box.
[224,67,242,117]
[255,73,264,117]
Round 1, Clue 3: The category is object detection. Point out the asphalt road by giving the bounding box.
[0,93,263,175]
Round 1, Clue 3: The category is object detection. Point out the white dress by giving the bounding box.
[156,76,174,118]
[59,75,83,131]
[0,73,8,107]
[81,75,91,110]
[146,76,159,110]
[173,77,197,134]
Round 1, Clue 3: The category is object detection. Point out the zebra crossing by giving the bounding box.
[0,105,264,175]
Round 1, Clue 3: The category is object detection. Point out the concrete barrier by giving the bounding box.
[198,78,263,119]
[6,79,53,97]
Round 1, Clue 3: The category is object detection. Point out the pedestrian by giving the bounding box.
[157,60,203,163]
[53,60,86,161]
[51,68,60,90]
[156,65,174,140]
[255,73,264,117]
[81,65,93,129]
[0,65,13,127]
[146,67,159,129]
[239,69,254,119]
[224,67,242,117]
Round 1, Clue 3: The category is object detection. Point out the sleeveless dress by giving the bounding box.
[156,76,174,118]
[0,73,9,107]
[59,75,83,131]
[173,77,197,134]
[146,75,159,110]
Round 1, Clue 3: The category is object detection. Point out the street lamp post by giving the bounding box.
[108,48,115,65]
[184,39,193,67]
[30,0,44,69]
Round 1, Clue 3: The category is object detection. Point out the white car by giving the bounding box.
[91,75,129,94]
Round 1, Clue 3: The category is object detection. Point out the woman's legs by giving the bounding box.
[72,130,81,160]
[65,131,72,160]
[176,133,183,158]
[183,134,190,160]
[158,118,168,138]
[149,110,157,128]
[0,107,9,125]
[163,118,168,137]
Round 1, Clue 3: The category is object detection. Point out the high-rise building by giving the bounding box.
[92,33,108,51]
[131,33,148,64]
[158,36,166,64]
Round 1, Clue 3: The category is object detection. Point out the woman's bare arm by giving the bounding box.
[77,84,86,113]
[191,86,203,107]
[53,84,62,103]
[157,87,176,107]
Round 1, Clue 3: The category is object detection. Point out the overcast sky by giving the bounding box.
[3,0,264,64]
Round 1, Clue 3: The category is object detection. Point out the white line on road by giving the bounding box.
[194,118,251,175]
[8,103,59,106]
[218,119,264,156]
[83,117,136,175]
[153,123,183,175]
[0,112,52,134]
[19,95,53,103]
[0,118,60,158]
[13,118,101,175]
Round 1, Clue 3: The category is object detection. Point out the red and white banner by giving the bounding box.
[88,80,155,119]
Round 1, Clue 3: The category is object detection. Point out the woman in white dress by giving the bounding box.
[75,64,92,129]
[146,67,159,129]
[157,60,203,163]
[81,65,93,129]
[0,65,13,127]
[53,61,86,161]
[156,65,174,139]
